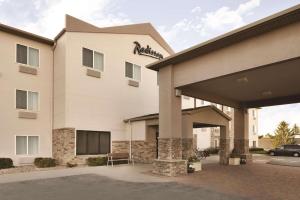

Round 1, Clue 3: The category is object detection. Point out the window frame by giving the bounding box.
[82,47,104,72]
[125,61,142,82]
[252,109,257,119]
[15,89,40,111]
[15,43,40,68]
[252,125,256,135]
[15,135,40,156]
[76,130,111,155]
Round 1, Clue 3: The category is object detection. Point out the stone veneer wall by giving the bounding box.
[234,139,250,154]
[112,140,157,163]
[52,128,75,164]
[112,141,130,153]
[182,138,193,159]
[219,138,230,165]
[153,159,187,176]
[158,138,182,159]
[132,140,156,163]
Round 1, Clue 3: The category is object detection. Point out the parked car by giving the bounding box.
[268,145,300,157]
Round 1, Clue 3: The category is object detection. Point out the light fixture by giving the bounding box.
[236,77,248,83]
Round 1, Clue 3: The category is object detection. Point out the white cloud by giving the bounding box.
[199,0,261,35]
[0,0,131,38]
[158,0,261,51]
[191,6,201,14]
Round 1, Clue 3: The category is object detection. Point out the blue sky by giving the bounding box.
[1,0,300,134]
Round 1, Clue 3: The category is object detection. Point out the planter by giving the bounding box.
[229,157,240,165]
[190,162,202,171]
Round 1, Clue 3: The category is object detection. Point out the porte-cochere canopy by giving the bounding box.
[147,5,300,176]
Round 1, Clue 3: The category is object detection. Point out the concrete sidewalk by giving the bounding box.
[0,164,170,184]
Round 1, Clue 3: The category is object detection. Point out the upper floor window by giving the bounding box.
[253,125,257,135]
[125,62,141,81]
[16,90,39,111]
[252,110,256,119]
[82,47,104,71]
[16,44,39,67]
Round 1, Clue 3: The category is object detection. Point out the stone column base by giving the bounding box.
[234,139,249,154]
[219,138,230,165]
[182,138,193,160]
[153,159,187,176]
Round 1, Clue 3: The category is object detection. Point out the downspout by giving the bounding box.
[129,120,133,160]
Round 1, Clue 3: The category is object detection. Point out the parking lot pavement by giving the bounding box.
[252,154,300,166]
[0,174,249,200]
[175,161,300,200]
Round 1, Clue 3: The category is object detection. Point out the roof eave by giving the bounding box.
[0,23,54,45]
[147,4,300,71]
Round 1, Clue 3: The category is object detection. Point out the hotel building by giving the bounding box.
[0,15,258,165]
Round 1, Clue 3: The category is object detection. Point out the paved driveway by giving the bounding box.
[1,155,300,200]
[176,155,300,200]
[253,154,300,166]
[0,174,249,200]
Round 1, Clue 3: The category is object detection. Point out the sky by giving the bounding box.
[1,0,300,134]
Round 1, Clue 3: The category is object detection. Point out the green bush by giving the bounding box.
[0,158,14,169]
[249,147,267,154]
[34,157,56,168]
[249,147,264,152]
[86,157,107,166]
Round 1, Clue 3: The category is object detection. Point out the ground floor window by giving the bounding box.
[76,130,110,155]
[253,141,257,148]
[16,135,39,155]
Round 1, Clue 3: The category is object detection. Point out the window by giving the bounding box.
[252,125,256,135]
[76,130,110,155]
[253,141,257,148]
[183,95,190,100]
[16,136,39,155]
[16,90,39,111]
[125,62,141,81]
[252,110,256,119]
[16,44,39,67]
[82,48,104,71]
[214,140,218,148]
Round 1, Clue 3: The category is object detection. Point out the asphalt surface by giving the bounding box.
[0,174,249,200]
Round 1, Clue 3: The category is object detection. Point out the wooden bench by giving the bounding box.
[107,153,134,166]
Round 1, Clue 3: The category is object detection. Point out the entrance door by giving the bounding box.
[156,131,159,158]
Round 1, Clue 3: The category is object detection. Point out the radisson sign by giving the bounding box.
[133,41,164,60]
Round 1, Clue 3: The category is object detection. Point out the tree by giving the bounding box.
[265,133,275,139]
[272,121,295,148]
[291,124,300,135]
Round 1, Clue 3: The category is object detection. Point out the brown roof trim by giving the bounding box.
[147,4,300,71]
[0,23,54,45]
[124,105,231,123]
[55,15,174,55]
[54,28,66,41]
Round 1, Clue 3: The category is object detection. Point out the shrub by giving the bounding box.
[249,147,264,152]
[34,157,56,168]
[86,157,107,166]
[249,147,267,154]
[66,162,77,168]
[204,147,219,155]
[0,158,14,169]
